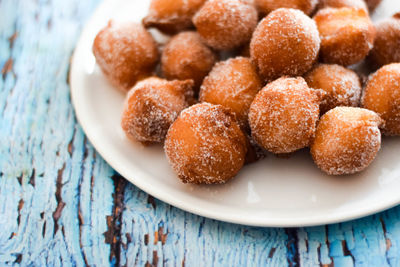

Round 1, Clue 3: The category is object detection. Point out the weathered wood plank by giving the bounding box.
[0,0,116,266]
[119,183,291,267]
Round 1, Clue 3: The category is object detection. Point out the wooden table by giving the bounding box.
[1,0,400,266]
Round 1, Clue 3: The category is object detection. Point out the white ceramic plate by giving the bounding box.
[70,0,400,227]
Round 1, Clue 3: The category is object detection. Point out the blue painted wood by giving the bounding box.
[1,0,400,266]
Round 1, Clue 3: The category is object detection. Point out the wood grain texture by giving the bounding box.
[0,0,400,266]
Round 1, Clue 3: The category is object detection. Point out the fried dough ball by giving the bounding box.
[314,7,375,66]
[199,57,262,126]
[304,64,362,114]
[311,107,382,175]
[248,77,323,154]
[318,0,368,12]
[161,32,217,89]
[250,8,320,82]
[192,0,258,51]
[365,0,381,12]
[121,77,194,144]
[255,0,318,16]
[369,13,400,67]
[164,103,247,184]
[142,0,206,33]
[362,63,400,136]
[93,21,159,91]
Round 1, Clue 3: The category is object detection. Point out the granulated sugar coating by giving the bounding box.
[248,77,324,154]
[362,63,400,136]
[92,21,159,91]
[121,77,194,144]
[318,0,368,12]
[250,8,320,82]
[162,31,217,90]
[164,103,247,184]
[369,14,400,67]
[199,57,262,127]
[311,107,383,175]
[143,0,206,33]
[314,7,376,66]
[255,0,318,16]
[304,64,362,114]
[192,0,258,50]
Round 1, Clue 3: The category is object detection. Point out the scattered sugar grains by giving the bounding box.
[161,31,217,90]
[362,63,400,136]
[164,103,247,184]
[199,57,262,127]
[304,64,362,114]
[317,0,368,12]
[250,8,320,82]
[248,77,324,154]
[143,0,206,33]
[369,13,400,67]
[313,7,376,66]
[92,21,158,92]
[311,107,383,175]
[192,0,258,50]
[255,0,318,16]
[121,77,194,144]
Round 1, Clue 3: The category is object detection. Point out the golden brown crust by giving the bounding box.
[92,21,159,92]
[362,63,400,136]
[311,107,382,175]
[250,8,320,82]
[161,31,217,90]
[304,64,362,114]
[192,0,258,51]
[121,78,194,144]
[199,57,262,127]
[248,77,323,154]
[369,15,400,67]
[255,0,318,16]
[164,103,247,184]
[142,0,206,34]
[318,0,368,12]
[314,7,375,66]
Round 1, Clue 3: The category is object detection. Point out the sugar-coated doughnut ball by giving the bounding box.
[365,0,382,12]
[362,63,400,136]
[255,0,318,16]
[304,64,362,114]
[121,77,194,144]
[143,0,206,33]
[192,0,258,51]
[369,13,400,67]
[93,21,159,91]
[250,8,320,82]
[314,7,375,66]
[311,107,382,175]
[249,77,323,154]
[199,57,262,126]
[318,0,368,12]
[164,103,247,184]
[161,31,217,89]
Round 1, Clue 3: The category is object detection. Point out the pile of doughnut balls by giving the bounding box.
[92,0,400,184]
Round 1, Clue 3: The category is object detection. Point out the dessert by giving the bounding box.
[311,107,382,175]
[93,21,159,91]
[121,77,194,144]
[250,8,320,82]
[164,103,247,184]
